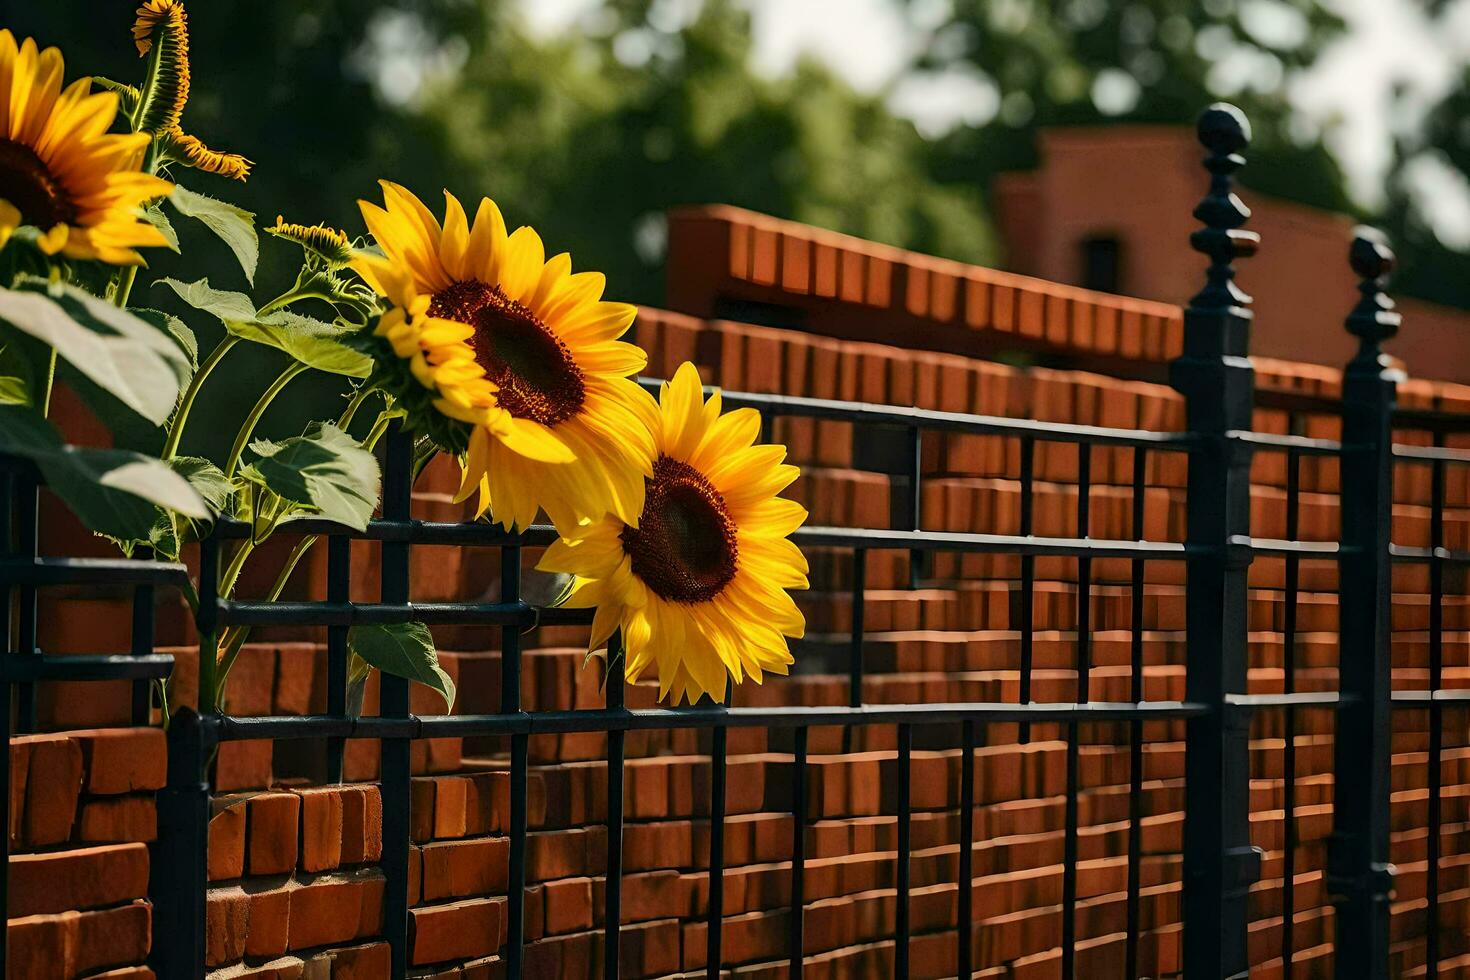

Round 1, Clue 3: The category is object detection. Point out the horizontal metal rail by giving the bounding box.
[0,653,173,682]
[1391,544,1470,565]
[206,699,1210,743]
[1227,430,1345,456]
[648,382,1201,450]
[1392,443,1470,464]
[0,556,190,587]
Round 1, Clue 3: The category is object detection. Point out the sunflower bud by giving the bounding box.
[159,126,252,181]
[131,0,191,135]
[267,216,355,268]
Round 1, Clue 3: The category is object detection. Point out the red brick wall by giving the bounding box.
[17,206,1470,977]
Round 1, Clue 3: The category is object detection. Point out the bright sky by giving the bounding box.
[520,0,1470,246]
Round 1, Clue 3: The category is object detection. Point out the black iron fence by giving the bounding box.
[4,102,1469,978]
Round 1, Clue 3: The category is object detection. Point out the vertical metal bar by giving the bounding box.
[958,719,975,978]
[895,723,912,980]
[908,426,924,588]
[605,632,625,980]
[502,540,528,976]
[130,546,155,724]
[325,534,350,783]
[15,472,37,732]
[1172,103,1261,979]
[849,547,867,709]
[706,720,727,978]
[789,725,807,979]
[1019,435,1036,743]
[197,533,219,721]
[0,470,12,975]
[151,708,211,978]
[1062,446,1092,977]
[1281,442,1300,970]
[1327,229,1401,979]
[1426,448,1445,972]
[846,547,866,754]
[1126,447,1147,979]
[378,425,414,976]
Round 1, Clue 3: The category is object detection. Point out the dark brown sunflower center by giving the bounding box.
[0,139,75,229]
[427,278,586,426]
[621,455,739,604]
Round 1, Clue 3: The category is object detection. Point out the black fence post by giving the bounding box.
[1328,229,1401,977]
[151,707,210,978]
[379,423,414,974]
[1170,102,1262,979]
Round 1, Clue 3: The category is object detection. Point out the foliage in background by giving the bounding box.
[13,0,1470,420]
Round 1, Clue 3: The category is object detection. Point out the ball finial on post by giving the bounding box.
[1345,226,1401,352]
[1197,103,1252,158]
[1189,102,1259,312]
[1350,227,1395,283]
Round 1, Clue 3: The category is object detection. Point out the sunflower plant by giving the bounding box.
[2,0,812,716]
[0,7,455,722]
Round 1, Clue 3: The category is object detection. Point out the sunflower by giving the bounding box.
[132,0,252,181]
[538,362,809,705]
[351,181,655,530]
[0,31,172,264]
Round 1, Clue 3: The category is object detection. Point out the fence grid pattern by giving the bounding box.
[3,102,1467,979]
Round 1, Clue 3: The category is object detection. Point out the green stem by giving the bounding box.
[207,404,397,709]
[257,286,335,319]
[162,336,239,460]
[112,266,139,309]
[38,348,56,418]
[338,381,382,432]
[179,578,199,617]
[363,412,392,451]
[224,362,308,479]
[214,532,319,710]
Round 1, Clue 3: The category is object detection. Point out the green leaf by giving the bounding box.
[0,406,208,540]
[0,333,46,408]
[134,308,197,371]
[146,456,232,559]
[155,277,257,322]
[0,375,27,406]
[347,621,456,712]
[240,421,380,531]
[224,310,372,377]
[155,277,371,377]
[143,204,181,253]
[0,283,189,425]
[167,185,258,285]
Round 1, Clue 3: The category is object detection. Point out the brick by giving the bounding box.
[215,739,274,792]
[312,942,391,980]
[248,792,301,876]
[274,642,319,715]
[208,886,251,966]
[72,728,166,795]
[8,910,72,977]
[410,896,506,966]
[74,901,152,975]
[341,784,383,865]
[542,876,593,935]
[78,796,156,843]
[297,787,344,872]
[246,884,292,958]
[8,842,149,917]
[421,837,509,901]
[19,733,82,848]
[287,871,383,950]
[9,738,30,847]
[210,797,248,881]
